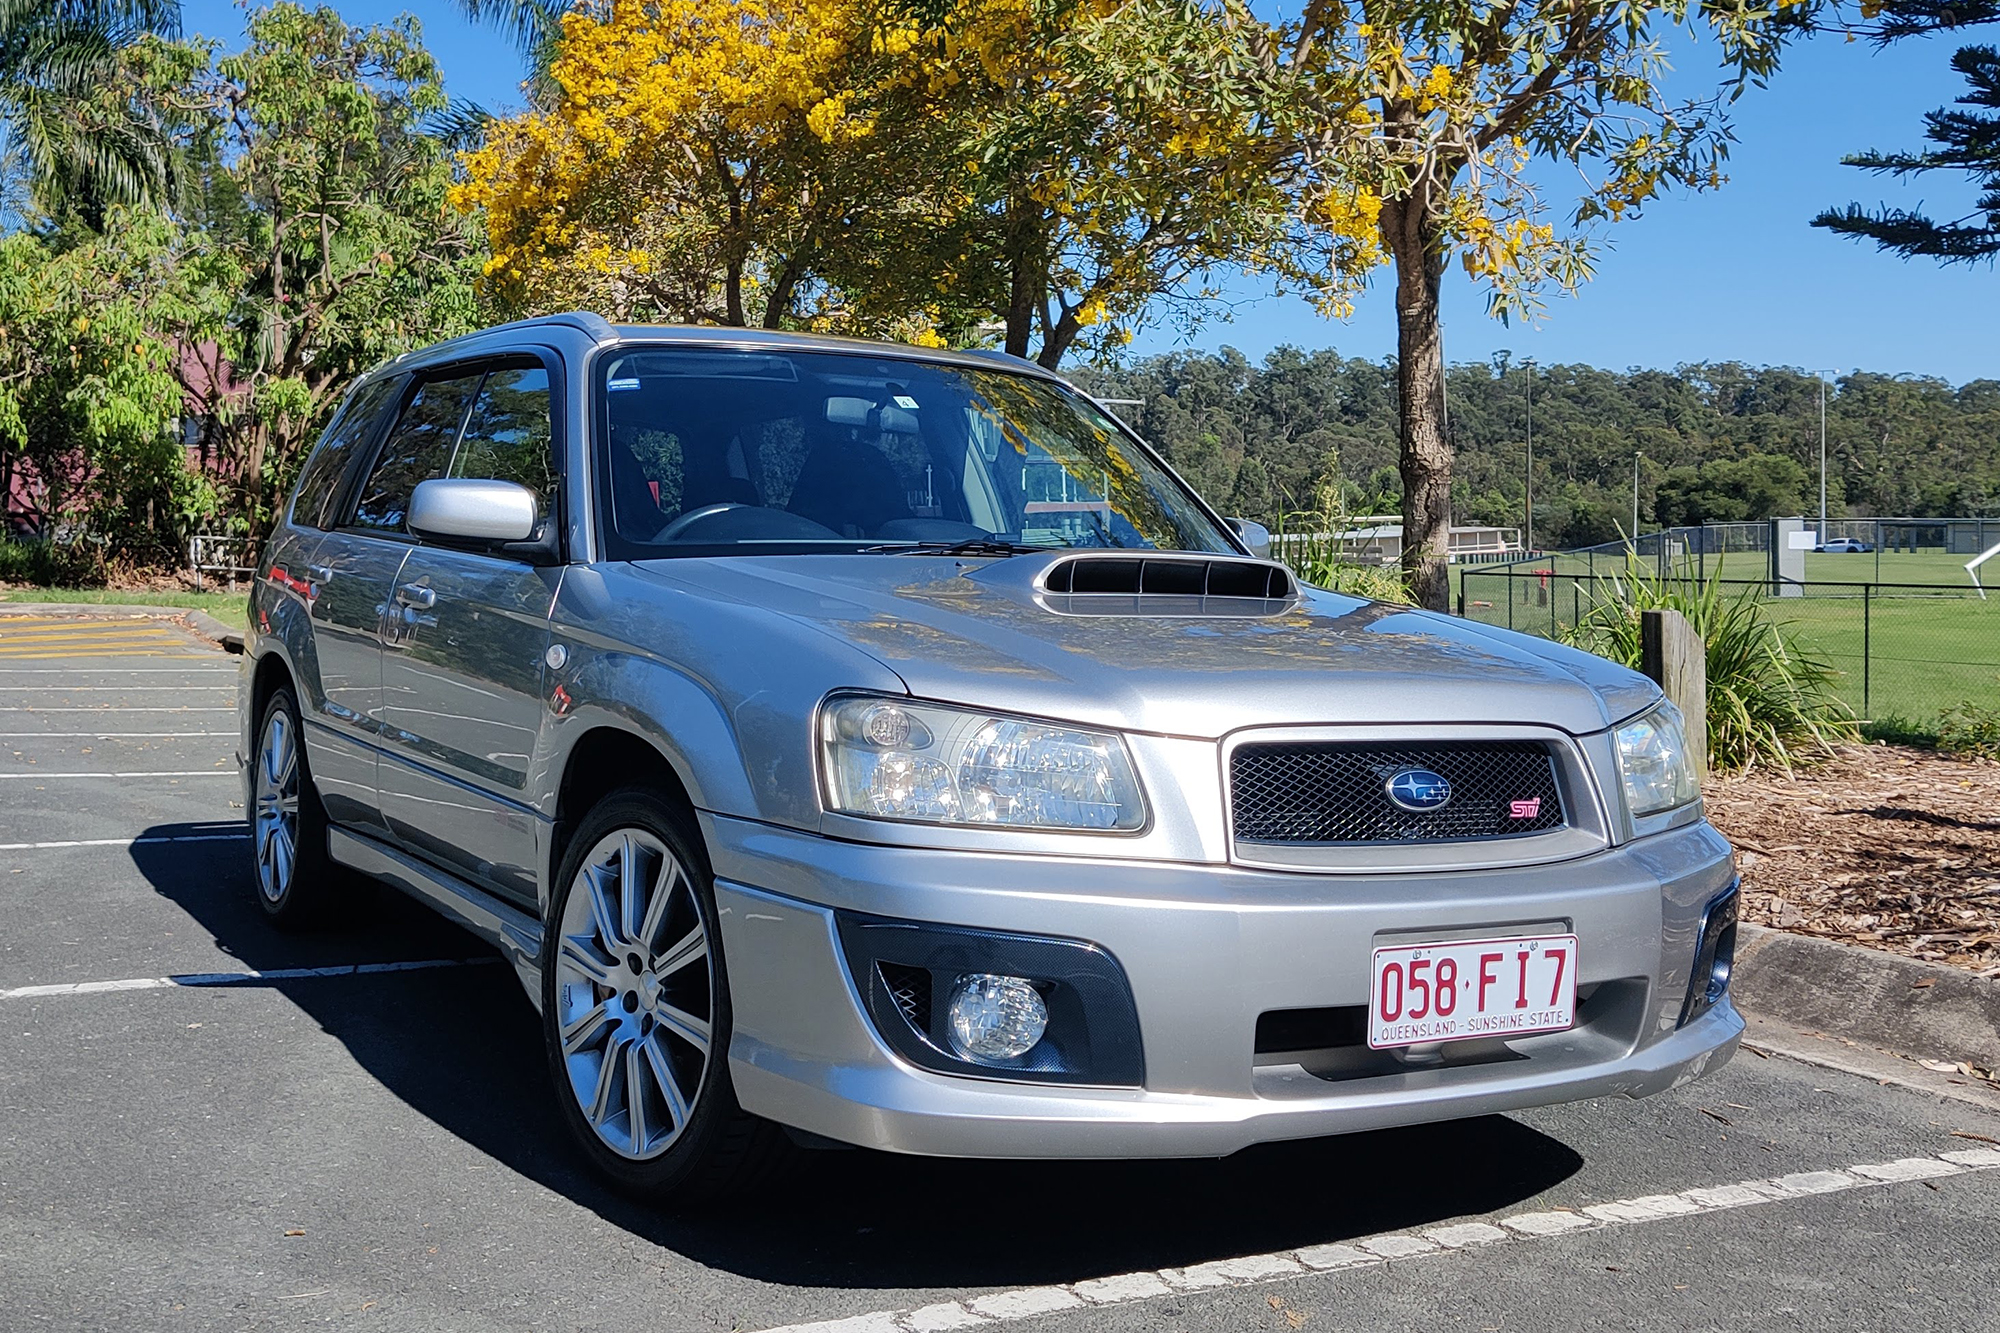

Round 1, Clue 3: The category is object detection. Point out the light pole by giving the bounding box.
[1522,359,1535,552]
[1633,452,1642,540]
[1816,371,1832,543]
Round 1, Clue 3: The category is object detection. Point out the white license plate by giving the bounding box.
[1368,934,1579,1049]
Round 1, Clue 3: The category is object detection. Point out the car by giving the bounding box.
[241,313,1742,1200]
[1817,537,1873,553]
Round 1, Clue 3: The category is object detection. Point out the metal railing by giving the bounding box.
[188,534,256,591]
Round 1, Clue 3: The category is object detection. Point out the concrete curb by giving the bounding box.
[0,601,245,654]
[1733,923,2000,1069]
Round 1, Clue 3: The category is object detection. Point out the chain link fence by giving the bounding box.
[1457,568,1999,722]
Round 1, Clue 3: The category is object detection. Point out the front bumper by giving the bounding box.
[705,813,1743,1158]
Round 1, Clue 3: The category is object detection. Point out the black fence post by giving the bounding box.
[1508,576,1515,630]
[1862,583,1872,718]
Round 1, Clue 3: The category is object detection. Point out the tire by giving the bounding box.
[542,788,789,1204]
[249,686,341,929]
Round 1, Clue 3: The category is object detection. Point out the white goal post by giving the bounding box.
[1969,540,2000,600]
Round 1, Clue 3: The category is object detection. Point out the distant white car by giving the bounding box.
[1817,537,1873,553]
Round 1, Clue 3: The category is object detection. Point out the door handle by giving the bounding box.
[395,584,437,609]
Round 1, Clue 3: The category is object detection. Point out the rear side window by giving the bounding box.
[290,377,397,531]
[450,365,556,522]
[350,374,482,532]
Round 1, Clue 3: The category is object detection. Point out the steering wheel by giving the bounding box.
[653,503,746,543]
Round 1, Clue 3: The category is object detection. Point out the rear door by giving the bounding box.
[377,358,563,908]
[313,370,486,835]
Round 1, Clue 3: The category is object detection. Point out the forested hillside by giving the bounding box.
[1071,351,2000,549]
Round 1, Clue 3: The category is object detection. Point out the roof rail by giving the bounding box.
[541,310,618,342]
[388,310,619,367]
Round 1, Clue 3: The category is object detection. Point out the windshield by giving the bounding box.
[593,347,1235,557]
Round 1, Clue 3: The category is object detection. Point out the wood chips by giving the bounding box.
[1706,744,2000,976]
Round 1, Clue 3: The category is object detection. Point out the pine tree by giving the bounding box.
[1813,1,2000,262]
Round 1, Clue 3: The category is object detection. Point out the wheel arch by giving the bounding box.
[546,725,700,911]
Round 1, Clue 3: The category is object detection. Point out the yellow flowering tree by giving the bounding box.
[456,0,935,330]
[1289,0,1823,609]
[456,0,1387,362]
[899,0,1375,367]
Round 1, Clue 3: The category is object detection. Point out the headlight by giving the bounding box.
[820,695,1146,831]
[1615,701,1700,818]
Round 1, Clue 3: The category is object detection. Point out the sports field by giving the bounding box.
[1457,557,1999,722]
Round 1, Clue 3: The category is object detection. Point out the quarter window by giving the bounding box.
[350,374,482,532]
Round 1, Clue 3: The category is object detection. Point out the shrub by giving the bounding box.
[1937,704,2000,761]
[1559,559,1859,773]
[1268,482,1413,605]
[0,538,105,587]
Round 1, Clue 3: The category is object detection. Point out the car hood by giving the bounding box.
[624,553,1658,738]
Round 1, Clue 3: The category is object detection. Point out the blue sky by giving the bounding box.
[183,1,1999,384]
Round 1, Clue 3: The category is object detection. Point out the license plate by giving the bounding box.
[1368,934,1578,1049]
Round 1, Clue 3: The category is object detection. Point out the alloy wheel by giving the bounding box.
[252,707,301,904]
[552,828,715,1161]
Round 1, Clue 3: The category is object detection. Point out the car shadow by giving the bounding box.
[135,821,1585,1291]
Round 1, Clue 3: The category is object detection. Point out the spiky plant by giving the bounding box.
[1559,558,1860,773]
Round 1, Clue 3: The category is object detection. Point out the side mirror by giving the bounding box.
[1228,517,1272,560]
[408,478,540,544]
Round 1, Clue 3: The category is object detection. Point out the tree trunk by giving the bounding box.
[1002,192,1039,359]
[1381,190,1453,612]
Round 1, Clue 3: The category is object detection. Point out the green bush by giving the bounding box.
[0,538,105,587]
[1937,704,2000,761]
[1559,559,1859,773]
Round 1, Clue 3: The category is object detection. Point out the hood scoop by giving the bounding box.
[1033,552,1299,617]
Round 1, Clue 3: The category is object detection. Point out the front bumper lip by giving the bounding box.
[707,813,1741,1158]
[728,987,1742,1159]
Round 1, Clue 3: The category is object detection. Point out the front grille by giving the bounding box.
[1230,741,1567,845]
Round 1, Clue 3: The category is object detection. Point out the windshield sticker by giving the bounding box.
[892,395,920,410]
[608,377,641,391]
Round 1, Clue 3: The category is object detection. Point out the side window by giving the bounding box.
[450,364,556,522]
[350,374,482,532]
[290,377,397,531]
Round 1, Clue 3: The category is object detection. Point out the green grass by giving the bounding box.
[1460,571,1998,724]
[0,587,248,626]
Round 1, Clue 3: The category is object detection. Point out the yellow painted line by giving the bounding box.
[0,649,204,660]
[0,618,177,629]
[0,640,186,653]
[0,622,182,635]
[0,628,184,644]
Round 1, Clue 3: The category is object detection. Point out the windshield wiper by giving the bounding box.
[857,537,1060,556]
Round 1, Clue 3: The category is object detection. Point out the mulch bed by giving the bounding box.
[1705,744,2000,977]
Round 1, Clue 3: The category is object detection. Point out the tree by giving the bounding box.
[456,0,1381,364]
[144,4,483,536]
[1813,1,2000,262]
[1654,454,1811,526]
[0,210,197,561]
[0,0,184,223]
[1284,0,1818,609]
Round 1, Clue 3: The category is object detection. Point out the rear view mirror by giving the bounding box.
[1228,517,1272,560]
[408,478,539,543]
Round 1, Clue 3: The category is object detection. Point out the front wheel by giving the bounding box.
[542,789,788,1202]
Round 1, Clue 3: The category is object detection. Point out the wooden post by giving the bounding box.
[1641,608,1707,781]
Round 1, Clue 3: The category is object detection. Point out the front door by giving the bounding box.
[377,360,562,908]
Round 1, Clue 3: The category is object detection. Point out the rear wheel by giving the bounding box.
[250,687,339,928]
[542,789,788,1202]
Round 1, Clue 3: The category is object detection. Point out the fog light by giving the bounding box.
[946,973,1048,1062]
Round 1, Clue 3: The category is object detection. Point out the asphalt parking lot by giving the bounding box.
[2,617,1997,1332]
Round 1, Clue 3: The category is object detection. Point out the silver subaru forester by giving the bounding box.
[241,313,1741,1200]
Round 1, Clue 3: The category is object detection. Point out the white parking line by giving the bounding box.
[0,685,235,690]
[0,770,234,779]
[754,1151,2000,1333]
[0,956,500,1000]
[0,668,237,673]
[0,832,246,851]
[0,707,235,712]
[0,731,235,738]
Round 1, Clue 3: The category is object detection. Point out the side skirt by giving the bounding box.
[328,825,545,1012]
